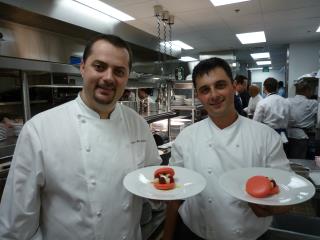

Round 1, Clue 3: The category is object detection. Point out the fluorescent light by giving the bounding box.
[249,67,273,70]
[256,60,271,65]
[236,31,266,44]
[210,0,250,6]
[161,40,194,50]
[230,63,237,67]
[317,26,320,32]
[250,52,270,59]
[74,0,134,21]
[179,56,198,62]
[248,67,263,71]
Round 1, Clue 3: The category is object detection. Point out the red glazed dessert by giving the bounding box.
[246,176,279,198]
[153,167,175,190]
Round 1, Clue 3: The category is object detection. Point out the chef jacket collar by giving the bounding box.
[75,94,121,121]
[207,114,241,132]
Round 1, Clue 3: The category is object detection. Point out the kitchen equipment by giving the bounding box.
[119,101,138,112]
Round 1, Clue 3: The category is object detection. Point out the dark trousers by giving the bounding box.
[173,214,271,240]
[287,138,308,159]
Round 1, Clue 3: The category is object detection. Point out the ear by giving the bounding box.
[80,60,85,76]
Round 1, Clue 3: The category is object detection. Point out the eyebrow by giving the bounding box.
[92,60,127,70]
[197,79,228,90]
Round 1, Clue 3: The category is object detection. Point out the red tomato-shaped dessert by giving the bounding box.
[153,167,175,190]
[246,176,279,198]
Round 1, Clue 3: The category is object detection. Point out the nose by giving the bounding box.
[102,68,114,81]
[208,87,218,98]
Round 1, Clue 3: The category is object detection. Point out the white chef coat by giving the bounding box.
[287,95,318,139]
[0,95,161,240]
[253,94,290,129]
[170,116,290,240]
[244,94,263,116]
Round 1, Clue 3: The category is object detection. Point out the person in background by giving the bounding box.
[235,74,250,108]
[0,34,161,240]
[120,89,136,101]
[138,88,155,112]
[234,75,249,116]
[138,88,154,103]
[287,79,318,159]
[244,84,263,118]
[253,78,290,144]
[277,81,286,97]
[163,57,290,240]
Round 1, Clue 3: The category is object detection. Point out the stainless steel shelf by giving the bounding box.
[29,84,83,88]
[143,111,178,124]
[173,81,193,89]
[0,100,48,106]
[170,104,203,111]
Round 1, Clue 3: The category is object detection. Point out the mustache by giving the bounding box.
[97,82,115,90]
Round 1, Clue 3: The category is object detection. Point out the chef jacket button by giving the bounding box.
[122,202,129,210]
[91,179,96,185]
[81,119,86,124]
[121,234,127,240]
[207,168,212,174]
[96,211,102,217]
[208,198,213,203]
[236,144,239,148]
[234,228,243,235]
[86,147,91,152]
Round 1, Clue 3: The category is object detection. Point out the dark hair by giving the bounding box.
[192,57,233,88]
[82,34,133,71]
[263,77,278,93]
[278,81,284,87]
[295,80,311,96]
[234,74,247,85]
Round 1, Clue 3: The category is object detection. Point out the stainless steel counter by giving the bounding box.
[0,136,16,164]
[290,158,320,171]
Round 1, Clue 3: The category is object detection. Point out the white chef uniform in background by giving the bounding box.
[170,116,290,240]
[0,95,161,240]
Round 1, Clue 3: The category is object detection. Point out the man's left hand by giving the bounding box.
[249,203,292,217]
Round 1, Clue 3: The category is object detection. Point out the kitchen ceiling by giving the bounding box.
[102,0,320,69]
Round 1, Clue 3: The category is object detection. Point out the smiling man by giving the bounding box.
[0,34,161,240]
[163,57,291,240]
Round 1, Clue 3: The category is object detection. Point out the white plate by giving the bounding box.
[123,166,206,200]
[219,167,315,206]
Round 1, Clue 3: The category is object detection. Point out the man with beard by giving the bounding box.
[0,34,161,240]
[163,58,290,240]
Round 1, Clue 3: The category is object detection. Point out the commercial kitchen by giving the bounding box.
[0,0,320,239]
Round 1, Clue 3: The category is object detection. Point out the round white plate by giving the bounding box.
[123,166,206,200]
[219,167,315,206]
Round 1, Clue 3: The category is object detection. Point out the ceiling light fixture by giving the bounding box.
[317,25,320,32]
[210,0,250,6]
[256,60,271,65]
[73,0,134,21]
[236,31,266,44]
[179,56,198,62]
[250,52,270,59]
[161,40,194,50]
[249,67,273,71]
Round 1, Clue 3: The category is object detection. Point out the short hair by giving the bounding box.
[278,81,284,87]
[248,84,260,97]
[234,74,248,85]
[82,34,133,71]
[192,57,233,88]
[295,80,311,95]
[263,77,278,93]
